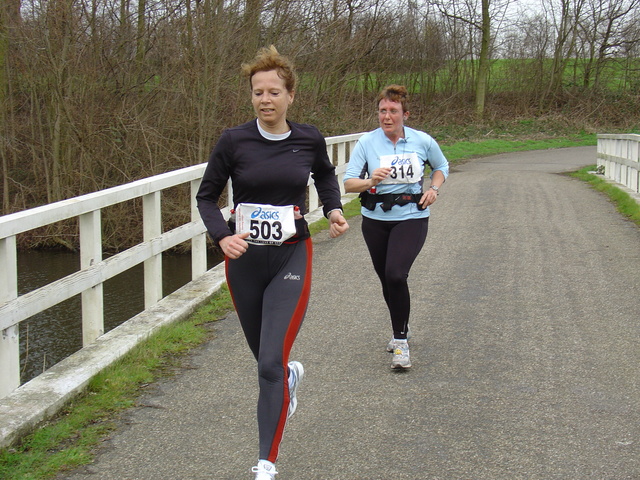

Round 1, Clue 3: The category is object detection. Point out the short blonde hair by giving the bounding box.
[241,45,297,93]
[377,85,409,112]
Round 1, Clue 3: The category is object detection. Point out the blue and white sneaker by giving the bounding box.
[252,459,278,479]
[391,340,411,369]
[287,361,304,419]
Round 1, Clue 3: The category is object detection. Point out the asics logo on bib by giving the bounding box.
[284,272,301,281]
[250,207,280,220]
[391,156,412,166]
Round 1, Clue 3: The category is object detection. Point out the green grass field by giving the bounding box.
[301,57,640,95]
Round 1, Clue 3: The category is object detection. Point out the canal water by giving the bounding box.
[17,250,222,384]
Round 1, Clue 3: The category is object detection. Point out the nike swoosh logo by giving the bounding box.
[293,149,300,152]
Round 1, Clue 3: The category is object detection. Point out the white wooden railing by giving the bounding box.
[597,134,640,194]
[0,132,364,399]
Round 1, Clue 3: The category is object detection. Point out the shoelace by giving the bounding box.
[251,465,278,477]
[394,343,409,353]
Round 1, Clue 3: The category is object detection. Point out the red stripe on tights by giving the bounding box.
[268,238,313,462]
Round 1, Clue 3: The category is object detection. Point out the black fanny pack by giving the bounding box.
[359,190,425,212]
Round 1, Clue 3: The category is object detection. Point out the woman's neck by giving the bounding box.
[385,129,405,146]
[257,118,290,135]
[257,119,291,140]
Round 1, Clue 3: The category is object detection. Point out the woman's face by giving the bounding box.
[251,69,295,133]
[378,98,407,139]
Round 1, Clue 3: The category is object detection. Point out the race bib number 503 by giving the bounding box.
[235,203,296,245]
[379,152,422,184]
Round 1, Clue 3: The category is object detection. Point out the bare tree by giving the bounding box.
[541,0,585,103]
[243,0,262,59]
[136,0,146,66]
[432,0,511,119]
[577,0,640,90]
[0,0,21,214]
[476,0,490,118]
[44,0,75,202]
[1,1,9,213]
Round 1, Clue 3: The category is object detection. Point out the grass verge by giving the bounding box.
[569,166,640,227]
[2,134,636,480]
[439,133,596,163]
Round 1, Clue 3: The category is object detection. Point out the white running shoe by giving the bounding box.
[287,361,304,419]
[386,327,411,352]
[252,459,278,479]
[391,341,411,369]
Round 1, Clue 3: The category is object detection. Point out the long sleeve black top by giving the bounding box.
[196,120,343,245]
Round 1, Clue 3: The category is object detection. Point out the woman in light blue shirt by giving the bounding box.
[344,85,449,369]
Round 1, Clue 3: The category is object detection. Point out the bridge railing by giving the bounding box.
[0,132,364,399]
[597,134,640,194]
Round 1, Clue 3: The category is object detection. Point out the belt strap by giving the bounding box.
[362,192,424,211]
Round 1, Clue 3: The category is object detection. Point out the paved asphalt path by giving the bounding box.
[59,146,640,480]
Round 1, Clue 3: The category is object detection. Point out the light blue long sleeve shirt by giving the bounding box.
[344,126,449,220]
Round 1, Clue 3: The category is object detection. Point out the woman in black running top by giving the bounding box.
[196,46,349,480]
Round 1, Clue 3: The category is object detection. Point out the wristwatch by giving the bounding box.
[429,185,439,193]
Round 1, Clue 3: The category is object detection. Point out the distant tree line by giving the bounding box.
[1,0,638,248]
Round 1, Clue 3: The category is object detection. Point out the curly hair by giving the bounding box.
[377,84,409,112]
[241,45,297,93]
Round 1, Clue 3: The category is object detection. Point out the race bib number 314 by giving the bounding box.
[379,152,422,184]
[236,203,296,245]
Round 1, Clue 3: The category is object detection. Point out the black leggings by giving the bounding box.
[225,238,312,462]
[361,216,429,339]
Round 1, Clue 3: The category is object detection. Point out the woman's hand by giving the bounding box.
[420,171,445,208]
[419,189,438,208]
[328,211,349,238]
[370,167,391,187]
[219,232,250,259]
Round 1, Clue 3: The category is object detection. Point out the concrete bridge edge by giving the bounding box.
[0,261,227,449]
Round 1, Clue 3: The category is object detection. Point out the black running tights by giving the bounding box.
[361,216,429,339]
[225,238,312,463]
